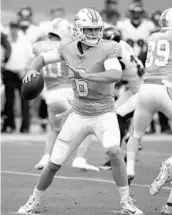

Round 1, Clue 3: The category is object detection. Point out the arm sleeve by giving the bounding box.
[41,46,64,65]
[104,57,122,71]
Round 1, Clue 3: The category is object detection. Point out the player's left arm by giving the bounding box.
[71,42,123,84]
[86,57,122,83]
[70,58,122,84]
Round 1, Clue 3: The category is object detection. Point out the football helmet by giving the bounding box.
[159,8,172,29]
[49,18,72,39]
[74,8,104,46]
[129,2,144,22]
[103,27,121,42]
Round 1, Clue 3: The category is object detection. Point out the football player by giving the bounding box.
[17,6,43,44]
[150,156,172,215]
[99,27,144,171]
[32,18,73,169]
[126,8,172,186]
[116,2,155,57]
[18,8,143,215]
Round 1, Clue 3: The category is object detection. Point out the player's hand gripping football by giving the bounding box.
[67,64,87,80]
[23,70,40,83]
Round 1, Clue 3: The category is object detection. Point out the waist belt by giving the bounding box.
[144,78,163,85]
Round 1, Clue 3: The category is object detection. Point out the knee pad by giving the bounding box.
[50,139,69,165]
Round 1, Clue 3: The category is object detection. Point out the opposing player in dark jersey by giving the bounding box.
[127,8,172,189]
[99,27,144,171]
[18,8,143,215]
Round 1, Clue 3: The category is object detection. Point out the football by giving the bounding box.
[21,73,44,100]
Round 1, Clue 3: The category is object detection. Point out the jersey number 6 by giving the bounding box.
[75,79,89,97]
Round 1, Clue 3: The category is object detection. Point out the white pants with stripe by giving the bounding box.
[51,111,120,165]
[133,83,172,139]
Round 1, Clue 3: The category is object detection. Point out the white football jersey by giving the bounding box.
[25,24,44,44]
[116,18,156,56]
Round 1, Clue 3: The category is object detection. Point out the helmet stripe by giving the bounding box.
[88,8,98,23]
[92,9,98,22]
[87,8,94,22]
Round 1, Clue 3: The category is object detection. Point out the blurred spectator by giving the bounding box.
[1,30,11,114]
[116,2,155,61]
[100,0,121,25]
[149,10,171,134]
[1,21,33,133]
[17,6,43,43]
[1,32,11,65]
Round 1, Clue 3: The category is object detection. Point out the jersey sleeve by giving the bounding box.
[105,41,122,61]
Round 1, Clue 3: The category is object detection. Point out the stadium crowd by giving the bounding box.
[1,0,171,134]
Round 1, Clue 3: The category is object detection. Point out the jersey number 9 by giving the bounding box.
[146,39,170,68]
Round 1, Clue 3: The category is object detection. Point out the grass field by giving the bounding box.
[1,133,172,215]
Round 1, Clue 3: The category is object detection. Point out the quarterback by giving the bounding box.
[127,7,172,193]
[18,8,143,215]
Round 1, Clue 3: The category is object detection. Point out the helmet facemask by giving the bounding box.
[74,23,103,46]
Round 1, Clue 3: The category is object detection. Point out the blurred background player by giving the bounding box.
[39,7,66,38]
[33,18,73,169]
[148,9,172,135]
[127,7,172,184]
[17,6,43,44]
[99,26,144,171]
[116,2,155,60]
[150,156,172,215]
[1,21,33,133]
